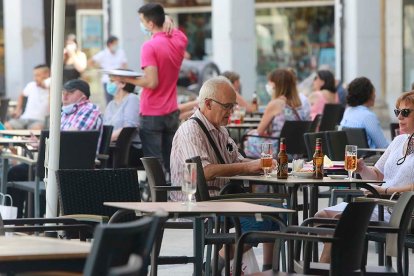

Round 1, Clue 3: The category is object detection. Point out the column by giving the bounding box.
[4,0,45,100]
[212,0,256,100]
[110,0,145,72]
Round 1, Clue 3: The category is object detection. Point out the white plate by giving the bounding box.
[102,69,144,77]
[292,171,313,178]
[327,174,348,179]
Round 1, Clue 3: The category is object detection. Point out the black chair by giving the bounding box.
[390,123,400,140]
[110,127,137,168]
[108,254,142,276]
[309,113,322,132]
[56,168,141,224]
[318,103,345,131]
[97,125,114,168]
[83,213,166,276]
[0,98,9,123]
[324,130,348,161]
[303,132,328,161]
[3,130,100,217]
[233,201,376,276]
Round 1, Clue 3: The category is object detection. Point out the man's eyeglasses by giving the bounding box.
[208,98,236,111]
[394,108,414,118]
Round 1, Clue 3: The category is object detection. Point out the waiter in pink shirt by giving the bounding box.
[121,3,188,174]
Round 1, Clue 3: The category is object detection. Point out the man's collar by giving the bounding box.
[193,109,217,132]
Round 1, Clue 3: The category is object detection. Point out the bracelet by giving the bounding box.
[385,187,389,195]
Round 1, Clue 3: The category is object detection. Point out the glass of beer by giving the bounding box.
[344,145,358,181]
[261,143,273,177]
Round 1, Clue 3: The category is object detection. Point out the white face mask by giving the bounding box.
[265,83,274,96]
[66,43,77,52]
[62,103,76,115]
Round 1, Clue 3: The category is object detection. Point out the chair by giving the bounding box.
[3,130,100,217]
[324,130,348,161]
[110,127,137,168]
[97,125,114,168]
[318,103,345,131]
[390,123,400,140]
[56,168,141,223]
[309,113,322,132]
[108,254,142,276]
[0,98,9,123]
[83,213,166,276]
[233,201,376,276]
[303,131,328,161]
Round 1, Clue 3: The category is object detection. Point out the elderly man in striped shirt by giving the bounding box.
[170,76,278,272]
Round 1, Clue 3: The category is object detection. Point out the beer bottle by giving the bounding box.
[313,138,324,179]
[277,138,288,179]
[252,92,258,112]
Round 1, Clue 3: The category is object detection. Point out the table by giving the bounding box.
[104,201,294,276]
[243,117,261,123]
[0,129,41,137]
[0,235,90,273]
[220,175,384,225]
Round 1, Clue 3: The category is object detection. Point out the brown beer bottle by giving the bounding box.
[252,92,258,112]
[313,138,324,179]
[277,138,288,179]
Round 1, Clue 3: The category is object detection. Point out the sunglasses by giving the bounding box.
[394,108,414,118]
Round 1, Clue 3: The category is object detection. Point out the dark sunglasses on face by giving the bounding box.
[394,108,414,118]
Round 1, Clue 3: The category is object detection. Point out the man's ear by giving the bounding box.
[205,99,212,110]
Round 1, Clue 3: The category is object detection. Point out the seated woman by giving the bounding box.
[104,70,141,167]
[244,68,311,158]
[308,70,338,119]
[340,77,389,148]
[316,91,414,263]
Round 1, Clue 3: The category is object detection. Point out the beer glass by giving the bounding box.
[261,143,273,177]
[344,145,357,181]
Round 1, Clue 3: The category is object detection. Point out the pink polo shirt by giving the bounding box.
[140,29,188,116]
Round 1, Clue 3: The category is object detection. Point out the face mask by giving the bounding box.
[62,103,76,115]
[109,45,118,52]
[265,83,274,96]
[140,22,151,36]
[66,43,77,52]
[106,82,118,96]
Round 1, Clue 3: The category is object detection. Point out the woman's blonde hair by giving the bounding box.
[396,91,414,108]
[268,68,301,108]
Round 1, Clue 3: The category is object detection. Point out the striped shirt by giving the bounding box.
[340,105,389,148]
[61,100,102,131]
[170,109,244,201]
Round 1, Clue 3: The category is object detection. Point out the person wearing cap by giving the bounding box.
[89,35,128,104]
[61,79,102,131]
[119,3,187,174]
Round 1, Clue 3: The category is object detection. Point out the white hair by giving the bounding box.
[198,76,233,109]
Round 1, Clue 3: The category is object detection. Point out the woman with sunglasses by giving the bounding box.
[316,91,414,263]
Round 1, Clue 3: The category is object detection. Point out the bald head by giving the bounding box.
[198,76,236,109]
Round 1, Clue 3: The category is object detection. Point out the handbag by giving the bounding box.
[0,193,17,219]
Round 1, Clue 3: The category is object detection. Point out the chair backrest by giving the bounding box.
[83,213,165,276]
[99,125,114,155]
[342,127,369,148]
[112,127,137,168]
[108,254,142,276]
[390,123,400,140]
[385,192,414,259]
[331,201,376,274]
[319,104,345,131]
[36,130,100,179]
[324,130,349,161]
[309,114,322,133]
[303,132,328,161]
[56,169,141,218]
[0,98,9,123]
[140,157,168,202]
[279,120,312,156]
[186,156,211,201]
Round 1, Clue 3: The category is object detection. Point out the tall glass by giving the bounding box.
[181,163,197,206]
[261,143,273,177]
[344,145,357,181]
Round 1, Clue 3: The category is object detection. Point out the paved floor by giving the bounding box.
[154,189,414,275]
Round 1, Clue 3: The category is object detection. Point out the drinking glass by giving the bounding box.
[261,143,273,177]
[181,163,197,206]
[344,145,357,181]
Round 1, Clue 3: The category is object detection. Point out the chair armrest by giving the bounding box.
[354,196,396,207]
[367,225,400,233]
[154,186,182,192]
[97,154,109,160]
[285,225,336,236]
[301,217,340,227]
[2,153,37,166]
[60,214,109,223]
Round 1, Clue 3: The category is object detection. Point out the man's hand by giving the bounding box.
[245,159,276,174]
[163,15,174,35]
[355,158,367,173]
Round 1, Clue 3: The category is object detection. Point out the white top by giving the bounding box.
[92,48,127,83]
[20,81,49,121]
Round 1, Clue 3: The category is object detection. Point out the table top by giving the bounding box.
[0,137,33,145]
[104,201,295,215]
[0,130,41,137]
[220,175,384,185]
[0,236,90,261]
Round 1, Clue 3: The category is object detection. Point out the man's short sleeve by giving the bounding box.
[140,43,157,69]
[22,82,34,97]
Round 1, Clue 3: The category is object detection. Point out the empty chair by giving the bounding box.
[278,120,312,159]
[303,131,328,161]
[325,130,348,161]
[390,122,400,140]
[0,98,9,123]
[319,103,345,131]
[110,127,137,168]
[97,125,114,168]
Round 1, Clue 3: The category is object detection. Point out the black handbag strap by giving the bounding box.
[190,117,226,164]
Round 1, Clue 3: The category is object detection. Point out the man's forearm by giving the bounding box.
[204,163,247,181]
